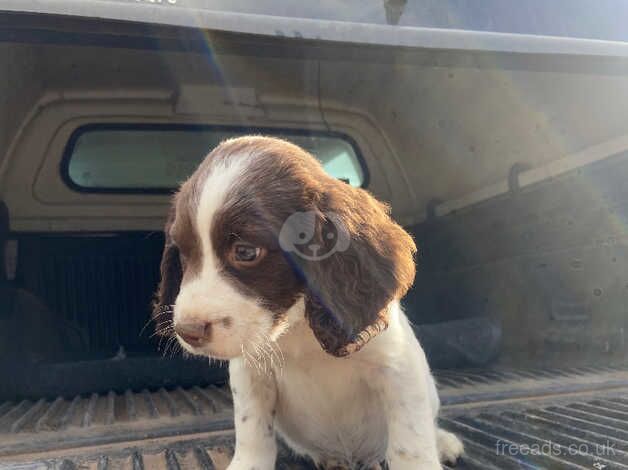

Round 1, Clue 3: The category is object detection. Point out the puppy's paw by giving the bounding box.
[227,463,272,470]
[315,460,350,470]
[227,456,274,470]
[437,428,464,465]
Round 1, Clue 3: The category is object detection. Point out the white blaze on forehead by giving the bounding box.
[173,149,277,360]
[195,154,252,273]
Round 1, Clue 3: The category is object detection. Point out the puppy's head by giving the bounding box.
[153,136,416,359]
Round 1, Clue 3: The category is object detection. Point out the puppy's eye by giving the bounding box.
[230,242,266,267]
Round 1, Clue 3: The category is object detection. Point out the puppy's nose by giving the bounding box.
[175,321,212,347]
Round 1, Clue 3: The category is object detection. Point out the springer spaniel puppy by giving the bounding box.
[153,136,463,469]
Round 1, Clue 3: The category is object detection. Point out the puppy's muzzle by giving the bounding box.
[174,321,213,347]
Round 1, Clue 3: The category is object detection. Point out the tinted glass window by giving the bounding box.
[64,125,366,192]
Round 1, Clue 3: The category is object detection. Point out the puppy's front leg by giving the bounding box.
[382,374,440,470]
[227,358,277,470]
[377,346,441,470]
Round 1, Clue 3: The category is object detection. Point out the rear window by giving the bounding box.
[62,124,366,193]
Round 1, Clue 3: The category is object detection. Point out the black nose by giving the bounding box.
[174,321,212,347]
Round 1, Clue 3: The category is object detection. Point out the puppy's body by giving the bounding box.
[274,315,390,465]
[261,300,437,466]
[153,136,463,469]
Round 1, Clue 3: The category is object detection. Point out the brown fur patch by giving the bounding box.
[152,206,182,335]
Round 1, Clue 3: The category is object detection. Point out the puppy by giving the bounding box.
[153,136,463,469]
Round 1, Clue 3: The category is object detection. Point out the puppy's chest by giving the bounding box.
[273,356,387,460]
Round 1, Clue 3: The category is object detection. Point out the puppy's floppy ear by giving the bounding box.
[152,205,182,336]
[296,184,417,357]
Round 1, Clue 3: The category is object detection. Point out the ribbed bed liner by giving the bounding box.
[2,365,628,469]
[0,385,233,434]
[441,397,628,469]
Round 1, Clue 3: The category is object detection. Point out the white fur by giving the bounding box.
[174,155,275,360]
[173,154,463,468]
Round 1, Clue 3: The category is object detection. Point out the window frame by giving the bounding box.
[60,123,369,194]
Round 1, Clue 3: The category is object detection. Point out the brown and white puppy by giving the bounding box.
[153,136,463,469]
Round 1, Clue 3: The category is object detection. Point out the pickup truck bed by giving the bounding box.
[3,366,628,469]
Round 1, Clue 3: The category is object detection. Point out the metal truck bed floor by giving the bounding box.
[2,365,628,469]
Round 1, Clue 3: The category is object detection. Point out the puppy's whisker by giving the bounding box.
[254,339,269,376]
[161,336,173,357]
[150,324,174,339]
[139,318,154,337]
[144,307,173,327]
[252,334,263,357]
[157,328,174,349]
[240,344,248,369]
[173,342,184,358]
[258,331,284,377]
[167,338,176,358]
[150,327,174,338]
[270,339,285,377]
[140,311,172,337]
[255,332,273,376]
[257,331,283,377]
[156,331,168,351]
[261,337,278,374]
[254,345,268,376]
[242,342,263,374]
[267,333,285,367]
[162,335,180,358]
[159,338,169,356]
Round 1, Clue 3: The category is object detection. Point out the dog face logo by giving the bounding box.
[279,211,350,261]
